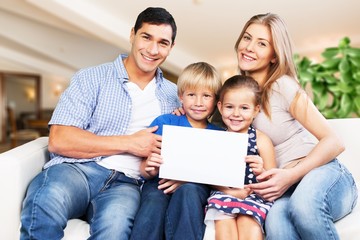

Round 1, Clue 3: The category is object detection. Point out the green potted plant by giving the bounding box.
[295,37,360,118]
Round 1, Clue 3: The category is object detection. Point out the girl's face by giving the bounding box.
[180,88,216,128]
[236,23,276,85]
[218,88,260,133]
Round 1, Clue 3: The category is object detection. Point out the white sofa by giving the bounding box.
[0,118,359,240]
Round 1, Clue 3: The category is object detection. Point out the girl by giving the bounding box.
[205,75,276,240]
[234,13,358,239]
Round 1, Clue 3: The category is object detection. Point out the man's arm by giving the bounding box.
[48,125,161,159]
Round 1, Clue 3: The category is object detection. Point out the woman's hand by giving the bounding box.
[247,168,298,202]
[158,178,185,194]
[245,155,265,176]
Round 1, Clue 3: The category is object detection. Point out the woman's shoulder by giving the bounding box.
[273,75,300,91]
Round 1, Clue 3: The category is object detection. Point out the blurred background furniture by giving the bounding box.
[0,119,359,240]
[6,106,40,148]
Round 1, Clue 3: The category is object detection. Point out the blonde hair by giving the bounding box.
[177,62,222,99]
[234,13,300,117]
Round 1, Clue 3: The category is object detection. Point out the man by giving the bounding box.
[20,7,180,240]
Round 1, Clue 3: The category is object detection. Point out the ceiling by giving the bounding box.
[1,0,360,80]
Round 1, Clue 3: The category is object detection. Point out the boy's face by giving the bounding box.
[179,88,216,128]
[129,22,174,74]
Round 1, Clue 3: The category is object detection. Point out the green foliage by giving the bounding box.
[295,37,360,118]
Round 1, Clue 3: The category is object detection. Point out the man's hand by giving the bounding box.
[128,126,162,157]
[172,107,185,116]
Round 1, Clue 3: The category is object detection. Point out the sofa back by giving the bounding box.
[328,118,360,182]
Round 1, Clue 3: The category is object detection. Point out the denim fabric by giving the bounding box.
[165,183,210,240]
[265,159,358,240]
[131,177,170,240]
[20,162,141,240]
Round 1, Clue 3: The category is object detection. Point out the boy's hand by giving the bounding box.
[143,153,163,177]
[158,178,184,194]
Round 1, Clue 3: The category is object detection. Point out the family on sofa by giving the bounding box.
[19,7,358,240]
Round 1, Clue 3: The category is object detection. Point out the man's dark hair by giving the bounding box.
[134,7,177,44]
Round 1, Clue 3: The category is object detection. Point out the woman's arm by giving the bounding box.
[48,125,162,159]
[249,91,344,201]
[286,90,344,182]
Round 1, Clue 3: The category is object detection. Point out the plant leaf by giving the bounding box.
[349,57,360,68]
[320,58,340,69]
[298,71,313,83]
[353,71,360,82]
[338,82,354,93]
[338,37,350,49]
[339,57,350,73]
[321,47,339,59]
[354,96,360,114]
[344,48,360,58]
[339,94,353,117]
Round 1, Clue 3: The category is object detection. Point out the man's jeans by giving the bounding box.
[20,162,141,240]
[265,159,358,240]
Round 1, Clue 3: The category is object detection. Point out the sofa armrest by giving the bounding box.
[0,137,49,240]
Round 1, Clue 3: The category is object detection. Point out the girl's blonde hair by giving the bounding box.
[177,62,222,100]
[234,13,300,117]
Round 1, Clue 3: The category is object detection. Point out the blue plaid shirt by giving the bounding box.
[45,54,180,169]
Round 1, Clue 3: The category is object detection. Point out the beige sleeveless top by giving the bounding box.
[252,75,316,168]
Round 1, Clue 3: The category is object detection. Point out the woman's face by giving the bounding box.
[236,23,276,84]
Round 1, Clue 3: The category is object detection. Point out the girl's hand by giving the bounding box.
[158,178,185,194]
[247,168,297,202]
[245,155,265,176]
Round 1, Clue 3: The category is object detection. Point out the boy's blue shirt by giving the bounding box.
[149,114,224,136]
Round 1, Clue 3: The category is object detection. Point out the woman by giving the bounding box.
[232,13,357,239]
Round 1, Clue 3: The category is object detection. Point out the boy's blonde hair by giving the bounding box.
[177,62,222,99]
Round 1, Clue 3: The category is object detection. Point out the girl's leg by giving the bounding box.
[236,215,263,240]
[215,218,237,240]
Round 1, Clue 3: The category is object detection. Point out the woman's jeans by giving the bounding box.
[265,159,358,240]
[131,177,210,240]
[20,162,142,240]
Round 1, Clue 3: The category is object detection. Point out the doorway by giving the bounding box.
[0,72,41,144]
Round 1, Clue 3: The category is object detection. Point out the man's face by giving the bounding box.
[129,23,174,74]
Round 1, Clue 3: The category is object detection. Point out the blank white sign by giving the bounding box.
[159,125,248,188]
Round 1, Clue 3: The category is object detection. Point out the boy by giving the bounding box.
[131,62,223,240]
